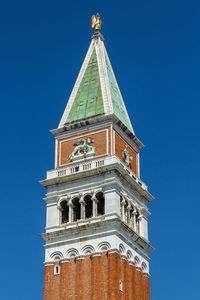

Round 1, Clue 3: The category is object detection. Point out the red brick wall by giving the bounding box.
[43,253,150,300]
[114,131,138,176]
[57,127,110,168]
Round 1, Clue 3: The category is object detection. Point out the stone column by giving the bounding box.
[127,204,132,225]
[133,209,137,232]
[92,196,98,217]
[67,202,73,223]
[138,215,143,236]
[79,197,86,220]
[121,199,126,222]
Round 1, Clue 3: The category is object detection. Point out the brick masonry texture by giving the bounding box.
[58,127,110,167]
[43,252,150,300]
[58,127,138,178]
[114,131,138,176]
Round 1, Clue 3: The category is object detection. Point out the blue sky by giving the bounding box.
[0,0,200,299]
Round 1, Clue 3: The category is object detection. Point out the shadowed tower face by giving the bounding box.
[41,14,154,300]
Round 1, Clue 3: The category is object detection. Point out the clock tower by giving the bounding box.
[41,14,154,300]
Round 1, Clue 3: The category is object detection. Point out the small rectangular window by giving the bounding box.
[54,264,60,275]
[119,280,123,291]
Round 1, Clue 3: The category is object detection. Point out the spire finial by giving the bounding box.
[91,13,102,32]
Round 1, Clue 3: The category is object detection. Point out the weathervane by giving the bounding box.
[91,13,102,31]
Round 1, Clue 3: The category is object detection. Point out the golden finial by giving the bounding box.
[91,13,102,31]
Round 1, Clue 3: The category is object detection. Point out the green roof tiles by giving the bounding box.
[66,49,104,123]
[105,53,132,131]
[59,38,133,133]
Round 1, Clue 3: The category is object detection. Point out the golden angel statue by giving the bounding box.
[91,13,102,31]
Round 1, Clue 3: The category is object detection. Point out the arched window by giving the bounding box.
[84,195,93,219]
[54,264,60,275]
[72,198,81,221]
[60,200,69,223]
[96,192,105,216]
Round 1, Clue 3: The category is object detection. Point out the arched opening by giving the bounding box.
[60,200,69,223]
[54,264,60,275]
[84,195,93,219]
[72,198,81,221]
[96,192,105,216]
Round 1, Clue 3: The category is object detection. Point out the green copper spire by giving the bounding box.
[104,52,132,131]
[59,33,134,133]
[66,49,104,123]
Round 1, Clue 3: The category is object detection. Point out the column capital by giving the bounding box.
[79,198,86,206]
[127,205,132,211]
[121,199,127,206]
[91,196,98,203]
[76,255,85,261]
[67,201,74,207]
[91,252,101,258]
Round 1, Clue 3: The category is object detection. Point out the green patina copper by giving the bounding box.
[66,49,104,123]
[105,53,131,131]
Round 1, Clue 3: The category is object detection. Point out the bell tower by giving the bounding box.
[41,14,154,300]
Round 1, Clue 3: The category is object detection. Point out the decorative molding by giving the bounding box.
[76,255,85,261]
[81,245,95,255]
[128,261,135,267]
[44,261,54,266]
[97,241,111,252]
[66,248,79,258]
[136,267,142,272]
[59,128,109,167]
[121,255,127,260]
[107,248,120,255]
[119,243,125,254]
[91,252,101,258]
[50,251,63,260]
[143,272,150,278]
[127,250,133,260]
[134,256,140,266]
[60,258,70,264]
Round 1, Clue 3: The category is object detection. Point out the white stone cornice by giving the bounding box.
[129,260,135,267]
[107,248,120,255]
[121,255,127,260]
[143,272,150,278]
[44,261,54,266]
[136,267,142,272]
[60,258,70,264]
[76,255,85,261]
[91,252,101,258]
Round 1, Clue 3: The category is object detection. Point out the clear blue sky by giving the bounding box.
[0,0,199,299]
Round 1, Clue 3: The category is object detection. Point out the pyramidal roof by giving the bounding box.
[59,32,134,133]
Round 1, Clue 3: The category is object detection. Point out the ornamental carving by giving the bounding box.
[69,137,95,162]
[122,145,133,167]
